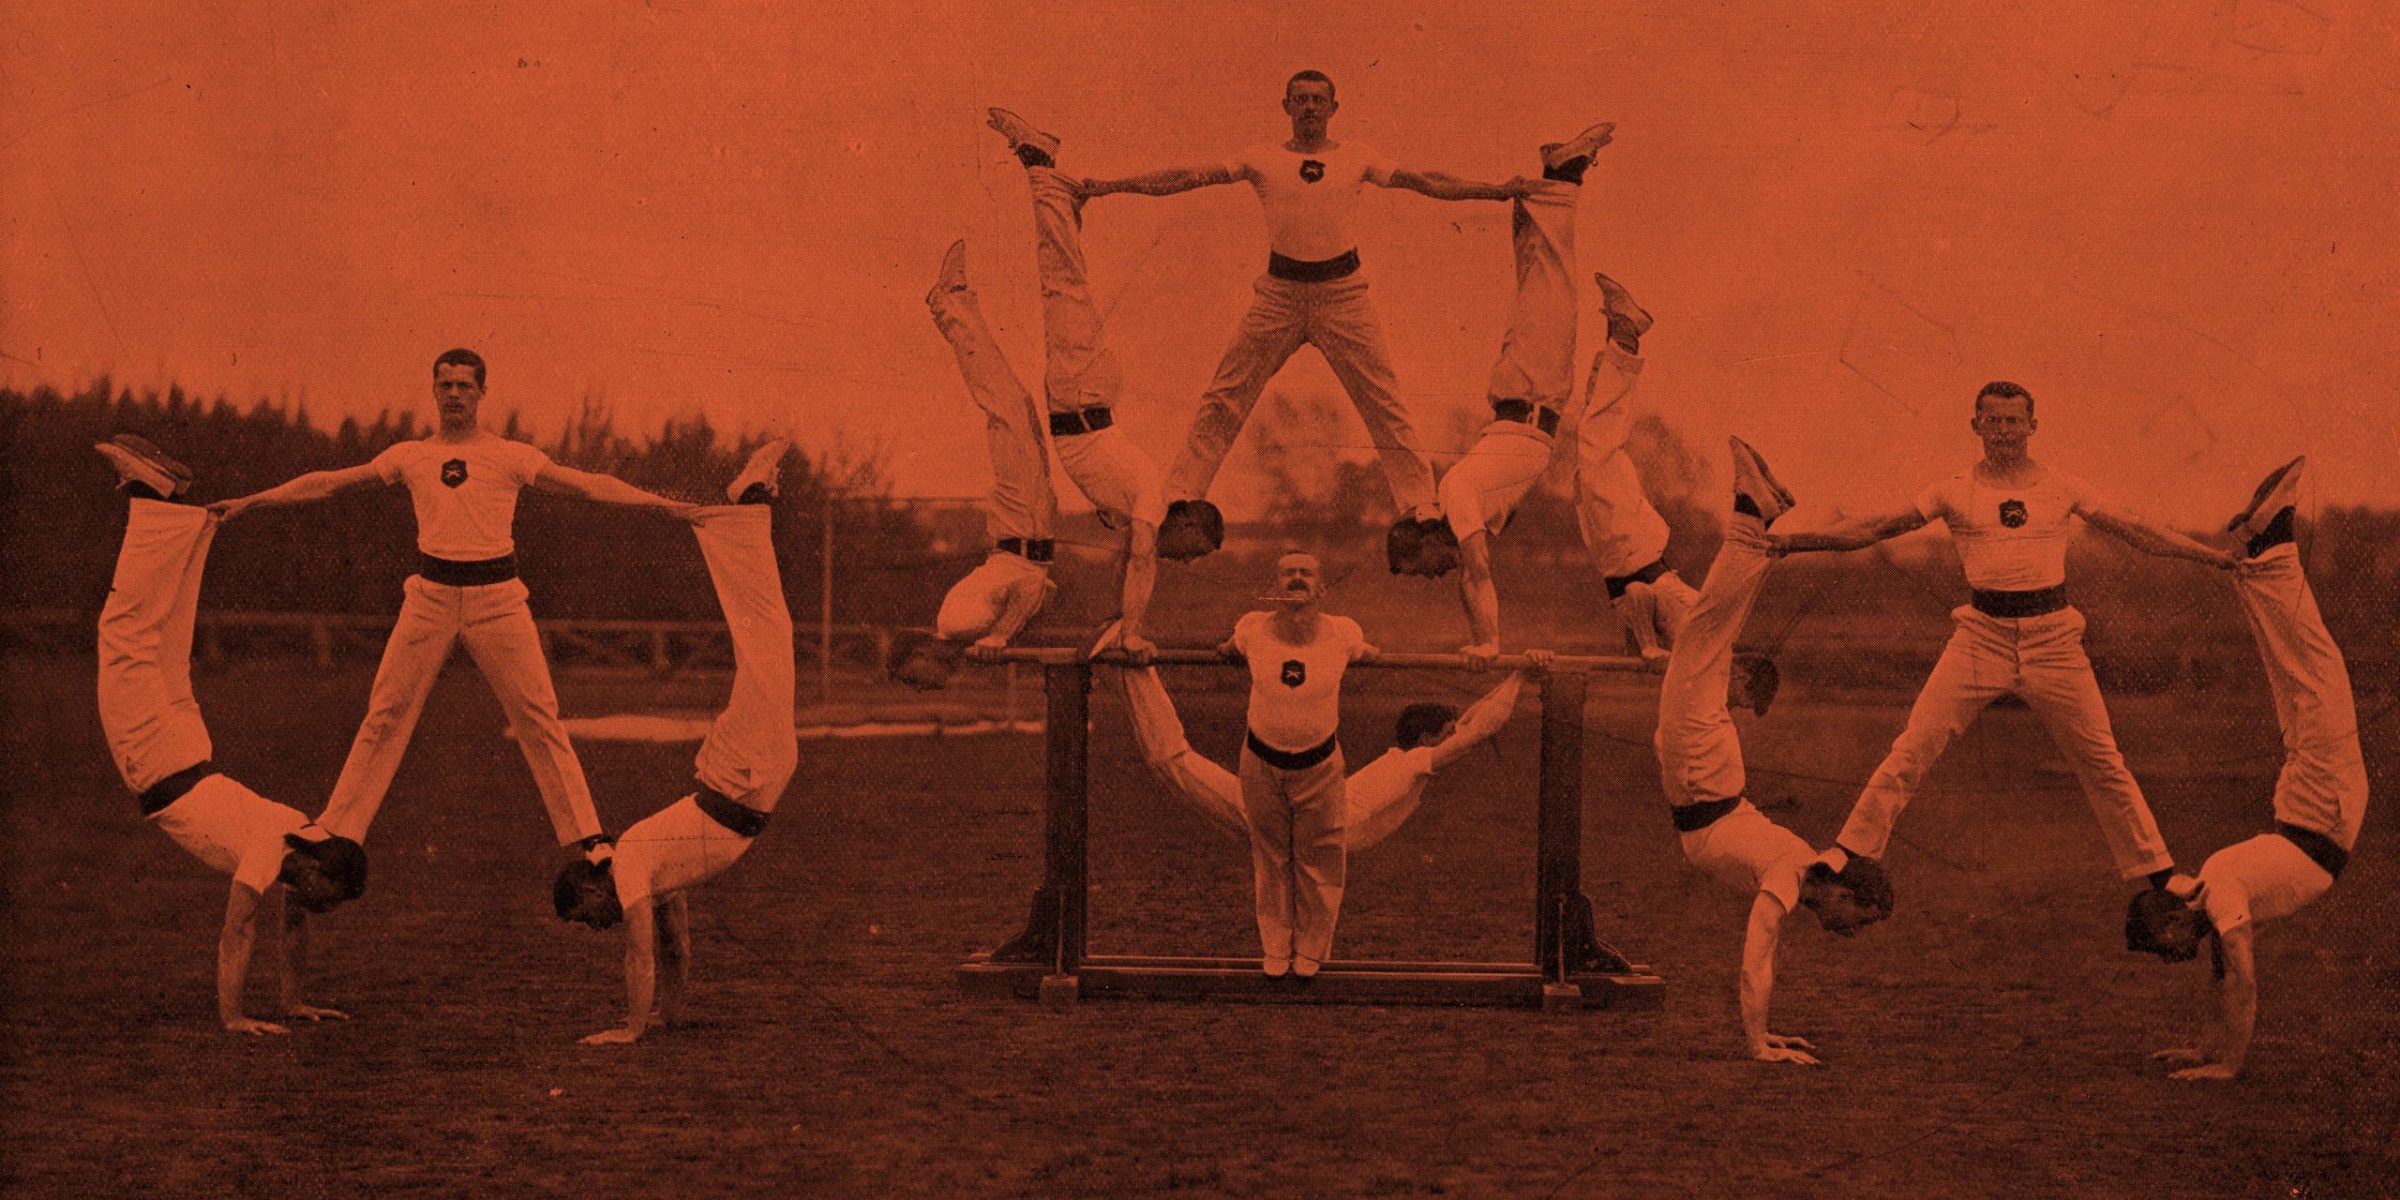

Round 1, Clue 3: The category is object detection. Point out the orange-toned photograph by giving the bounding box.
[4,2,2395,1196]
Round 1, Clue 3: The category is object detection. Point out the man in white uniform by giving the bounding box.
[892,243,1068,690]
[93,436,369,1035]
[553,464,799,1045]
[1114,658,1544,848]
[1659,437,1893,1065]
[1079,70,1531,554]
[210,349,716,869]
[2126,458,2366,1081]
[1218,550,1376,978]
[1768,382,2238,901]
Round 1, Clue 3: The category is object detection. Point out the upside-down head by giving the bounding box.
[1394,702,1462,751]
[888,630,964,691]
[279,832,368,913]
[1800,855,1894,936]
[553,858,625,930]
[2125,886,2207,963]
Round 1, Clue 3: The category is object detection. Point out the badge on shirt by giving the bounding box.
[1298,159,1325,183]
[1998,499,2028,528]
[1281,660,1306,687]
[441,459,468,488]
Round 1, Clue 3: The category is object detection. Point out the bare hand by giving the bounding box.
[1116,634,1157,664]
[1501,175,1537,198]
[282,1004,349,1022]
[2207,550,2239,571]
[1459,643,1499,670]
[1752,1044,1822,1066]
[1522,647,1557,670]
[1217,641,1243,663]
[1763,535,1793,559]
[580,1026,643,1046]
[1766,1033,1816,1052]
[2149,1047,2207,1068]
[205,498,252,521]
[224,1016,290,1036]
[965,636,1008,662]
[2169,1063,2238,1082]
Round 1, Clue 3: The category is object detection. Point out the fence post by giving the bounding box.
[1535,670,1586,978]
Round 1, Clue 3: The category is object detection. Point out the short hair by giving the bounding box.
[1286,70,1335,100]
[552,859,615,921]
[1974,380,2032,417]
[1385,517,1425,574]
[1806,855,1895,919]
[2125,887,2205,963]
[886,629,944,678]
[433,347,487,388]
[283,832,368,905]
[1162,499,1225,553]
[1394,702,1461,750]
[1278,547,1319,567]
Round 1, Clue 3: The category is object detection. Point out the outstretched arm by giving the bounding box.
[582,897,660,1045]
[273,895,348,1024]
[1080,164,1239,199]
[1768,507,1928,556]
[1426,671,1529,771]
[1110,522,1161,659]
[209,463,385,520]
[655,894,692,1028]
[1384,168,1527,202]
[1456,530,1501,666]
[218,882,286,1035]
[531,464,697,516]
[2081,506,2238,571]
[1739,891,1820,1065]
[2167,928,2256,1081]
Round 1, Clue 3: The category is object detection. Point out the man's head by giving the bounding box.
[1394,702,1462,751]
[1799,856,1894,936]
[888,630,965,691]
[432,348,487,430]
[1272,549,1325,608]
[1397,517,1460,578]
[1283,70,1337,134]
[553,858,625,929]
[1971,381,2035,452]
[2125,887,2208,963]
[278,832,368,914]
[1159,499,1224,561]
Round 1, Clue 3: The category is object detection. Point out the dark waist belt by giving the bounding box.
[2275,821,2348,879]
[139,760,220,816]
[419,553,520,587]
[996,537,1055,563]
[1245,730,1338,771]
[1491,399,1561,436]
[1268,249,1361,282]
[1671,795,1742,834]
[695,785,771,839]
[1048,407,1113,437]
[1971,584,2068,618]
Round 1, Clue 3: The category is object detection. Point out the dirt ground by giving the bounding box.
[3,656,2395,1199]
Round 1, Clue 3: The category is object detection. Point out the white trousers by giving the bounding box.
[1238,745,1349,967]
[1655,524,1774,809]
[319,574,597,847]
[1573,345,1670,578]
[689,506,799,812]
[929,287,1057,545]
[97,501,219,792]
[2231,544,2367,844]
[1837,603,2172,880]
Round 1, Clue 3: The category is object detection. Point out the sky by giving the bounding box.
[4,0,2397,523]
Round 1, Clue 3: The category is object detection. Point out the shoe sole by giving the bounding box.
[111,435,194,489]
[2227,455,2304,534]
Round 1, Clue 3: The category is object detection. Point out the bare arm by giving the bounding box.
[1080,164,1239,198]
[582,897,660,1045]
[1740,891,1820,1065]
[273,895,348,1023]
[1456,530,1501,666]
[1768,507,1929,556]
[2169,928,2257,1081]
[531,464,696,515]
[2081,505,2239,570]
[1384,168,1524,203]
[1112,521,1160,658]
[218,883,286,1035]
[655,894,692,1028]
[1426,671,1529,771]
[210,463,385,520]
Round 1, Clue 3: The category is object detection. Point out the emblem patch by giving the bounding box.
[441,459,468,488]
[1280,660,1307,688]
[1298,159,1326,183]
[1998,499,2028,528]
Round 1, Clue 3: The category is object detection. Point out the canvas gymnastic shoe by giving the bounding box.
[985,107,1061,162]
[2227,455,2305,552]
[1729,436,1796,526]
[1541,122,1615,171]
[728,439,790,504]
[1614,580,1668,666]
[96,434,194,498]
[927,239,970,309]
[1591,272,1654,339]
[1649,571,1697,650]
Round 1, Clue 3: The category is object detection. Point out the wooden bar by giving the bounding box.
[960,953,1664,1010]
[984,646,1656,674]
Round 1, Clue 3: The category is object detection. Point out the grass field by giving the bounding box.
[3,653,2396,1199]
